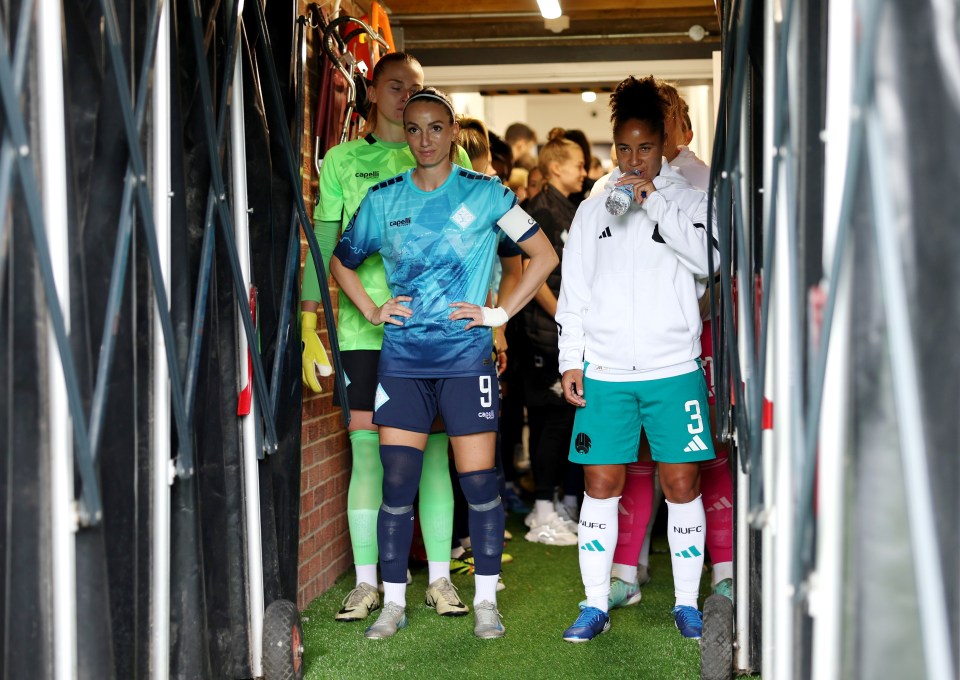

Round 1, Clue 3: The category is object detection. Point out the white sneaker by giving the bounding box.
[546,511,580,538]
[525,509,563,529]
[524,524,578,546]
[524,512,578,546]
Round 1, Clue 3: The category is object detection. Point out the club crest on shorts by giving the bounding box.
[574,432,592,454]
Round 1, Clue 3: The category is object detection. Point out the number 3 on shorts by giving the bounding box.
[479,375,493,408]
[685,400,703,435]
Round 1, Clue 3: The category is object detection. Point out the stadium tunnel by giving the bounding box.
[0,1,957,679]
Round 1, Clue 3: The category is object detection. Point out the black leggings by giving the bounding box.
[527,403,575,501]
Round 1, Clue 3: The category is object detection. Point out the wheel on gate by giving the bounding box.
[700,593,734,680]
[263,599,304,680]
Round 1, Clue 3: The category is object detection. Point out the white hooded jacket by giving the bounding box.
[556,163,719,375]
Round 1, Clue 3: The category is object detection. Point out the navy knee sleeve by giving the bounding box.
[458,468,504,576]
[378,445,423,583]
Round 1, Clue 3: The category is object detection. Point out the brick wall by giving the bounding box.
[295,0,370,610]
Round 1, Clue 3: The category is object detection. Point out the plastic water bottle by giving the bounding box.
[604,170,643,216]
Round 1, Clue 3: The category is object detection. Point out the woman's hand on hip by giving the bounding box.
[366,295,413,326]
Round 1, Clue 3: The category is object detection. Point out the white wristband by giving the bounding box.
[480,306,509,328]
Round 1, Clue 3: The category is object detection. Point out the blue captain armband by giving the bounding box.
[497,204,540,243]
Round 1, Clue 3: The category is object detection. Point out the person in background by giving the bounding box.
[524,165,544,204]
[488,131,514,182]
[457,116,493,174]
[563,129,596,205]
[519,128,587,547]
[557,75,719,643]
[331,87,557,640]
[300,53,472,624]
[504,121,539,171]
[507,167,529,203]
[667,108,710,190]
[588,155,606,182]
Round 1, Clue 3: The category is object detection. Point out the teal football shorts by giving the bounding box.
[567,365,716,465]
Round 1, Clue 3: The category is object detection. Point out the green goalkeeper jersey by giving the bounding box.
[303,133,471,351]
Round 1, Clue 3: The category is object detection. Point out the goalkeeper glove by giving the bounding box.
[301,311,333,393]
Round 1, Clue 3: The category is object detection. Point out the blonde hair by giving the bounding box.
[537,127,583,179]
[655,78,690,136]
[457,116,490,169]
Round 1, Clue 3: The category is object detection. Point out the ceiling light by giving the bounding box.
[581,91,597,103]
[537,0,562,20]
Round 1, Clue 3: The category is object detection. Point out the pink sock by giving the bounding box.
[613,461,655,567]
[700,448,733,564]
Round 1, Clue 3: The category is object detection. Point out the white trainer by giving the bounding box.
[524,512,579,546]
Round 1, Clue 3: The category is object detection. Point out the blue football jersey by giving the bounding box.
[334,166,538,377]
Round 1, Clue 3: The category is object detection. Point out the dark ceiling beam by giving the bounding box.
[408,42,718,67]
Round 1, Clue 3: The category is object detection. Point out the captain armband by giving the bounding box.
[497,204,539,243]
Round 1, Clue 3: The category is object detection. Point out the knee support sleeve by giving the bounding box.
[378,445,423,583]
[458,468,504,576]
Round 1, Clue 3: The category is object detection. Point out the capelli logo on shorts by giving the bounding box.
[477,410,495,420]
[389,217,411,227]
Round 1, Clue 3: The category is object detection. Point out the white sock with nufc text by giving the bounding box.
[578,493,620,612]
[667,495,706,609]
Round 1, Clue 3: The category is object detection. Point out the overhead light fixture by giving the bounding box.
[581,91,597,103]
[688,24,707,42]
[537,0,562,20]
[544,15,570,33]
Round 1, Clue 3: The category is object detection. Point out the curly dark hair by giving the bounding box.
[609,75,667,139]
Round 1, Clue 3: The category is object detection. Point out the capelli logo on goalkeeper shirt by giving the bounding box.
[389,217,412,227]
[355,171,379,179]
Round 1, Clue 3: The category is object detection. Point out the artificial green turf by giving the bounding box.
[301,515,728,680]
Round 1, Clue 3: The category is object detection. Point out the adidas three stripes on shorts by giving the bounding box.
[567,365,716,465]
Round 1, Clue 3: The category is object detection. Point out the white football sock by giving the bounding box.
[428,560,450,583]
[533,499,554,521]
[474,574,499,605]
[356,564,378,589]
[611,563,638,584]
[579,493,620,612]
[667,495,706,608]
[382,581,407,608]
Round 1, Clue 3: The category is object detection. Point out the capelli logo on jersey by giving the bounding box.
[477,410,495,420]
[355,170,380,179]
[389,217,412,227]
